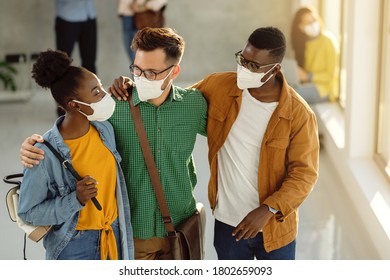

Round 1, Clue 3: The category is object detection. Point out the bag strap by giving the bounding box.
[42,140,102,211]
[127,90,176,236]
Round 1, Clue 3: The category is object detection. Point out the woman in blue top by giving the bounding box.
[17,49,134,260]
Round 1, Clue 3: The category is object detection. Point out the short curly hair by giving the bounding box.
[248,26,286,62]
[131,27,185,64]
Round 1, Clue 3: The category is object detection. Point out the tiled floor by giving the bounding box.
[0,89,380,260]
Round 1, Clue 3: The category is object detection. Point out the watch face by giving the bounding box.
[268,205,278,214]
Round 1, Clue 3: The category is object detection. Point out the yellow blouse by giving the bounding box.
[304,31,340,102]
[64,125,118,260]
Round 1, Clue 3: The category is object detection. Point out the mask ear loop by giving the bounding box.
[72,99,92,107]
[162,79,173,91]
[161,67,175,91]
[261,63,279,83]
[72,100,92,118]
[76,108,90,118]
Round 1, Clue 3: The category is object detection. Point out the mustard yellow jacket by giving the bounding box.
[193,71,319,252]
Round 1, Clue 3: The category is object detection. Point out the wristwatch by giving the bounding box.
[267,205,278,214]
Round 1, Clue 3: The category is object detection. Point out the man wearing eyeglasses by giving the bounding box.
[108,28,207,260]
[191,26,319,260]
[19,27,207,260]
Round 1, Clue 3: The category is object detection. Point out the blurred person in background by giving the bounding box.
[291,6,340,104]
[54,0,98,116]
[118,0,168,63]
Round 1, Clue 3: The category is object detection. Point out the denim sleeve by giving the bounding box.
[18,161,83,227]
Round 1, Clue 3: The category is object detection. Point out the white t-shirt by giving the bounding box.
[214,89,278,227]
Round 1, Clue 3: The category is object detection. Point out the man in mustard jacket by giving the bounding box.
[192,26,319,260]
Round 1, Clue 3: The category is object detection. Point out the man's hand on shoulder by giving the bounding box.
[108,76,133,101]
[20,134,45,168]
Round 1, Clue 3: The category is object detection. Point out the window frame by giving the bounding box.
[375,0,390,183]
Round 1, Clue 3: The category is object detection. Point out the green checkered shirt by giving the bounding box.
[109,85,208,239]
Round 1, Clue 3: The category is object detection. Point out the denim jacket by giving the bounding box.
[18,116,134,260]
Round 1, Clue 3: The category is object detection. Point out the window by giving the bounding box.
[320,0,345,107]
[377,0,390,179]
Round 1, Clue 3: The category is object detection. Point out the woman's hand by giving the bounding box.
[297,66,309,83]
[76,176,98,206]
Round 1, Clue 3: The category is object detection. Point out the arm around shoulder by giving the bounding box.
[20,134,45,168]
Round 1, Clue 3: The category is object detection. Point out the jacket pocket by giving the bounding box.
[266,138,289,188]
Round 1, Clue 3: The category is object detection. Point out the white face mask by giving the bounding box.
[134,68,174,101]
[236,64,278,90]
[303,21,321,38]
[73,92,116,121]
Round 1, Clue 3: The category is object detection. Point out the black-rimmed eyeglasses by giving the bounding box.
[129,64,174,81]
[235,51,277,73]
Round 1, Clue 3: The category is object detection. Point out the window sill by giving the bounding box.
[313,102,390,259]
[314,102,345,149]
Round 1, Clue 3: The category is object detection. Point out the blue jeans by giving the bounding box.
[57,218,122,260]
[295,84,330,104]
[121,15,137,63]
[214,219,296,260]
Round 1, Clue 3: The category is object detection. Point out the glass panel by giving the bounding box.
[321,0,344,107]
[377,0,390,178]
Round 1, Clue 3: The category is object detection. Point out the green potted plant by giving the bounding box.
[1,54,33,102]
[0,60,17,92]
